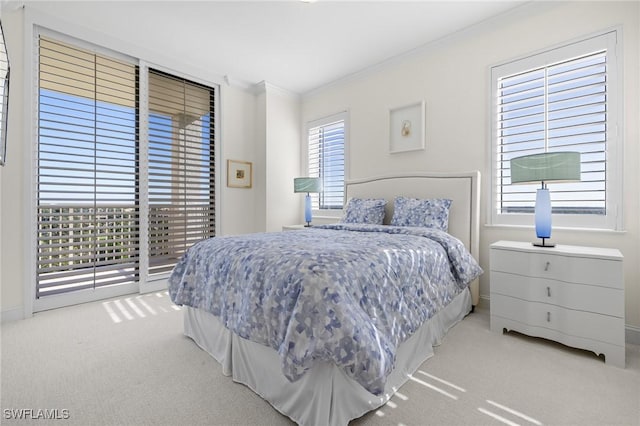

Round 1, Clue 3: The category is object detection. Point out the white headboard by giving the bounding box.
[345,171,481,306]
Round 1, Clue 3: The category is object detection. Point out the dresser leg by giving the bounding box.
[489,318,505,334]
[604,349,626,368]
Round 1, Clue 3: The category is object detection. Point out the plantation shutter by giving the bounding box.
[147,69,215,275]
[497,50,607,215]
[308,114,345,210]
[37,36,139,297]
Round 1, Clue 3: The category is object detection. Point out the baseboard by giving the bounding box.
[626,325,640,345]
[478,294,490,311]
[1,306,24,323]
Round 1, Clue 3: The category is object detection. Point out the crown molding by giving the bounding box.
[252,80,300,100]
[223,74,253,91]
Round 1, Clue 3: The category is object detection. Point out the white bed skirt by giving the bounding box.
[183,288,472,426]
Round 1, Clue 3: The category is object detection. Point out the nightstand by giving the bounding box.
[282,224,308,231]
[490,240,625,367]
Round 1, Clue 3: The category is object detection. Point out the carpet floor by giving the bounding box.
[1,291,638,426]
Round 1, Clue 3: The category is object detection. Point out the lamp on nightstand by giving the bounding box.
[294,177,321,227]
[510,151,580,248]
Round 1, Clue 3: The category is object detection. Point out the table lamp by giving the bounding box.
[510,151,580,247]
[294,177,321,227]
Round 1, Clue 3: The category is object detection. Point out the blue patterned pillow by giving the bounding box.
[340,198,387,225]
[390,197,452,231]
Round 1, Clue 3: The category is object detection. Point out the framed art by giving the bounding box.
[388,100,425,154]
[227,159,252,188]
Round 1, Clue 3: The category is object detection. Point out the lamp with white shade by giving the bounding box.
[294,177,321,227]
[510,151,581,247]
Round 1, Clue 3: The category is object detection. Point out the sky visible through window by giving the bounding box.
[39,88,136,203]
[38,89,211,205]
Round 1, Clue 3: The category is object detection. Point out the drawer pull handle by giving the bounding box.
[544,261,550,271]
[547,286,551,297]
[547,312,551,322]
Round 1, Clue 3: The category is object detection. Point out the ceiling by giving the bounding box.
[22,1,527,94]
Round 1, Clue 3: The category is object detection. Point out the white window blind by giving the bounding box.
[148,69,215,275]
[307,113,346,210]
[37,36,139,297]
[491,31,621,230]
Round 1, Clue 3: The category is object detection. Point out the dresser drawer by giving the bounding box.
[490,241,625,367]
[491,248,623,289]
[491,294,625,347]
[491,271,624,317]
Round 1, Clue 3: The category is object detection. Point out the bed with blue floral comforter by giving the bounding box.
[168,223,482,396]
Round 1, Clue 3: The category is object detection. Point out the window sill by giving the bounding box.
[484,223,627,235]
[313,210,343,219]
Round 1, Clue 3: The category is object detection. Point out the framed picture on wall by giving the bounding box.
[227,159,252,188]
[388,100,425,154]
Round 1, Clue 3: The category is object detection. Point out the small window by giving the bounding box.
[490,31,621,230]
[306,112,347,211]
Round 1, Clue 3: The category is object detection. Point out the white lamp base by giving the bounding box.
[533,187,554,247]
[304,193,312,226]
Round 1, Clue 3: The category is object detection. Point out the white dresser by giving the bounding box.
[490,240,625,367]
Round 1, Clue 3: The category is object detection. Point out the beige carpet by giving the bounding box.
[1,291,639,426]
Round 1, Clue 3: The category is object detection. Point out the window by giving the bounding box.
[36,34,216,298]
[490,31,621,230]
[307,112,347,211]
[148,69,215,275]
[37,37,139,297]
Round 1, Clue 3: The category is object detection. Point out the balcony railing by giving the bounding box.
[37,203,213,297]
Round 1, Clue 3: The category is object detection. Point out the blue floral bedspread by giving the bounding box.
[168,223,483,395]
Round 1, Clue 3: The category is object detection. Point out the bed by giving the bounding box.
[169,171,482,425]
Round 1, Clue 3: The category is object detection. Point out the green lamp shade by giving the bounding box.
[294,177,321,227]
[510,152,581,184]
[294,177,321,193]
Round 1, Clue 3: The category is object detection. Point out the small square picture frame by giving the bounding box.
[388,100,425,154]
[227,159,252,188]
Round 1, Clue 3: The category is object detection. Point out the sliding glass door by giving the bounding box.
[37,37,139,298]
[35,33,216,306]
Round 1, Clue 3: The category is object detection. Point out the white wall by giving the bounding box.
[301,1,640,335]
[262,83,301,232]
[220,84,262,236]
[250,83,302,233]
